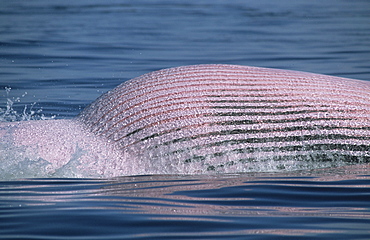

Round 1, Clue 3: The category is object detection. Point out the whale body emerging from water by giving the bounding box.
[1,64,370,178]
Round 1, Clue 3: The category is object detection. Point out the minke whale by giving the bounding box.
[1,64,369,178]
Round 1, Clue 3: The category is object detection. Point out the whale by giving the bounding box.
[1,64,369,179]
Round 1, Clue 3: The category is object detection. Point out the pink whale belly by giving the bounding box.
[1,64,370,178]
[78,64,370,174]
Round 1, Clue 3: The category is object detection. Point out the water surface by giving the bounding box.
[1,0,370,239]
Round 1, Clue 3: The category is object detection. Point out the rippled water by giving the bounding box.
[1,0,370,239]
[1,167,370,239]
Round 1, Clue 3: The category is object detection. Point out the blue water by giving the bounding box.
[1,0,370,239]
[1,170,370,239]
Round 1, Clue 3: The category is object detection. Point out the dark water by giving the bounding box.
[1,0,370,239]
[1,168,370,239]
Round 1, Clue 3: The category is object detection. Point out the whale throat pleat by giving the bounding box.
[77,64,370,173]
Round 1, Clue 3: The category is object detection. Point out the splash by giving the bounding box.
[0,87,55,122]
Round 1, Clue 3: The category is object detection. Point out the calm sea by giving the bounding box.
[1,0,370,239]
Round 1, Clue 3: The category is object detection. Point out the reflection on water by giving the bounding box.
[1,164,369,239]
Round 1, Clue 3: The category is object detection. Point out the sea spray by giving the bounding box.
[0,87,55,122]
